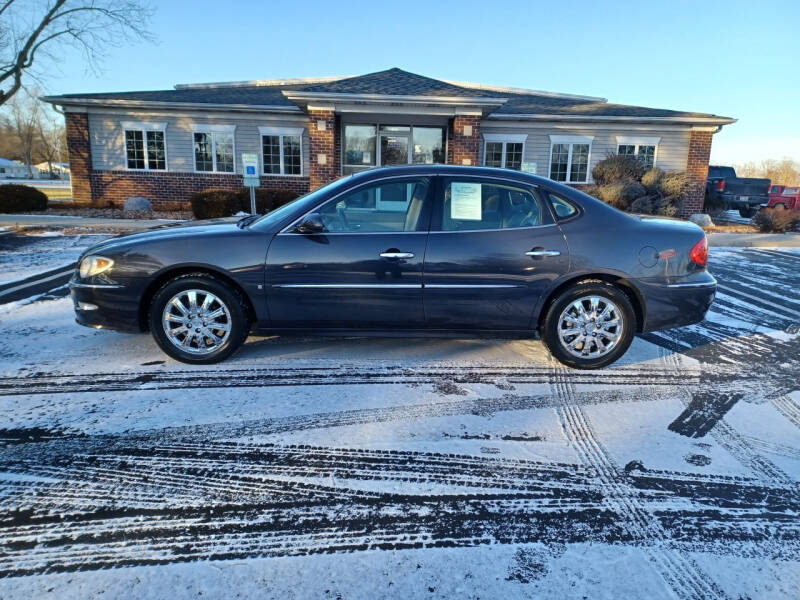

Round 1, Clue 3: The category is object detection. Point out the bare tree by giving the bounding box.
[735,159,800,186]
[0,0,154,107]
[36,105,65,176]
[4,87,40,177]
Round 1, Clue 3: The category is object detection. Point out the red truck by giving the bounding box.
[765,186,800,211]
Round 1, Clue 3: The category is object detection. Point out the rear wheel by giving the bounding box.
[738,207,756,218]
[149,274,250,364]
[542,281,635,369]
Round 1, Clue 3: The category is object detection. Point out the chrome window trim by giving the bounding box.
[428,223,558,235]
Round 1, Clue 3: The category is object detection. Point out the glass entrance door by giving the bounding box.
[380,126,410,166]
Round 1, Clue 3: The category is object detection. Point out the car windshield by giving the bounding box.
[248,176,356,230]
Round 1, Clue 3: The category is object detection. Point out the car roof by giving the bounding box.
[350,164,552,187]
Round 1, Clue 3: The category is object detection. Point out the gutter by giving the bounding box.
[486,113,737,126]
[39,96,304,114]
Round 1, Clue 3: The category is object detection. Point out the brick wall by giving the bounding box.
[683,129,714,216]
[308,108,336,190]
[65,112,93,205]
[88,170,309,210]
[447,115,481,167]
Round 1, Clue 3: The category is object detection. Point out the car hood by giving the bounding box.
[84,218,244,255]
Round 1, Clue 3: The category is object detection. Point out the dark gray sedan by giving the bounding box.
[69,165,716,369]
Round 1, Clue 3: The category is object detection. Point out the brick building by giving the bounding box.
[42,68,734,215]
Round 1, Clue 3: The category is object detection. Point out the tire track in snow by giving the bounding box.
[0,364,700,397]
[1,442,799,578]
[548,360,728,600]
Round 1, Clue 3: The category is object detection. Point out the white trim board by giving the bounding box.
[615,135,661,145]
[191,123,237,134]
[482,133,527,143]
[259,126,304,136]
[549,134,594,143]
[120,121,166,131]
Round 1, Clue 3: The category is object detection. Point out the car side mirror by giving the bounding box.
[294,213,325,234]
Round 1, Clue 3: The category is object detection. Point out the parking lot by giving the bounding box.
[0,241,799,599]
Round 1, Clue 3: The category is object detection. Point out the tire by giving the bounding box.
[541,280,636,370]
[738,207,756,218]
[149,273,251,364]
[774,203,786,211]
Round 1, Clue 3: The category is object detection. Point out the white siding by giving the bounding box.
[479,120,692,181]
[88,110,310,176]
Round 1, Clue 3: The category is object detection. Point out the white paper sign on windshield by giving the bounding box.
[450,182,482,221]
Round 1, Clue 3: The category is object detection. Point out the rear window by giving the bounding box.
[783,187,799,195]
[708,166,736,178]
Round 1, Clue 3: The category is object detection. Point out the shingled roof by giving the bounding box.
[42,67,734,123]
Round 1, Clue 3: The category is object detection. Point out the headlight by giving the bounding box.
[79,255,114,278]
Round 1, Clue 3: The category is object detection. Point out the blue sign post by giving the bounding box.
[241,153,260,214]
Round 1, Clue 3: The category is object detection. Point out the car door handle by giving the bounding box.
[380,252,415,259]
[525,249,561,257]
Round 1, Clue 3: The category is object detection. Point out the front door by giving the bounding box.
[266,176,433,329]
[423,176,570,330]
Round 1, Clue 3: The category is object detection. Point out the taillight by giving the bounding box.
[715,179,726,192]
[690,237,708,267]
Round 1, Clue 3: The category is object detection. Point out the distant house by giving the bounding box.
[35,162,70,179]
[42,67,735,215]
[0,157,37,179]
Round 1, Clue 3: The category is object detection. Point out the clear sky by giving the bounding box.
[41,0,799,165]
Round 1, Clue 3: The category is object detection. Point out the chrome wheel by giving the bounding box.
[161,289,231,355]
[557,295,624,359]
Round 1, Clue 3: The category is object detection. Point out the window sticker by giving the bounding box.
[450,182,482,220]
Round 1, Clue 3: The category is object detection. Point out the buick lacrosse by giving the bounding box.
[70,165,715,369]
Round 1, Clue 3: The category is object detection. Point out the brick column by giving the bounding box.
[308,106,336,190]
[65,112,93,205]
[448,114,481,166]
[682,128,715,216]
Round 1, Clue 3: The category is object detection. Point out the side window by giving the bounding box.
[318,178,430,233]
[439,179,544,231]
[548,193,579,220]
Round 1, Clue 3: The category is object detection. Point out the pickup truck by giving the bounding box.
[706,165,771,218]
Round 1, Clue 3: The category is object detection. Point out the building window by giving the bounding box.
[259,127,303,176]
[618,144,656,169]
[193,127,235,173]
[342,124,445,175]
[124,128,166,170]
[483,139,524,170]
[548,136,593,183]
[616,136,660,169]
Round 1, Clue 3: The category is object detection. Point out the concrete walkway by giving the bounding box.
[0,214,185,231]
[707,232,800,247]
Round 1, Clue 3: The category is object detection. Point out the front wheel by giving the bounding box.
[542,281,635,369]
[149,273,250,364]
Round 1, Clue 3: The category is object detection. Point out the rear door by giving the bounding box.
[422,176,570,330]
[266,176,432,329]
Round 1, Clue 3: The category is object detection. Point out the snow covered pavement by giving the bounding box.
[0,247,799,599]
